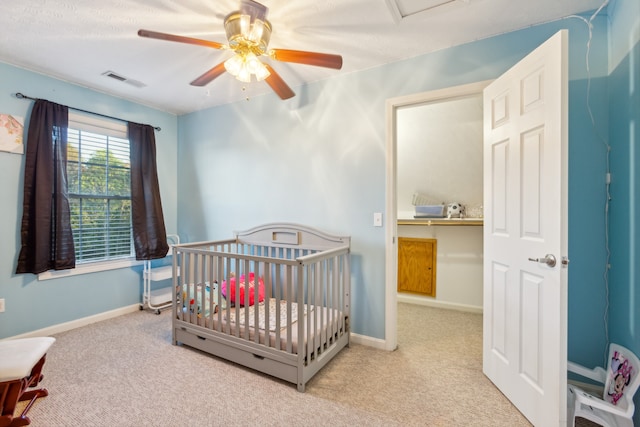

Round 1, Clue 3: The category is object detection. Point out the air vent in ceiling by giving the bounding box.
[102,70,146,88]
[385,0,471,22]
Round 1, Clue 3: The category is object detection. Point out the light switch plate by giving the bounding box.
[373,212,383,227]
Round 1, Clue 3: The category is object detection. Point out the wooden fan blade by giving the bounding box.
[138,29,225,50]
[270,49,343,70]
[264,65,295,100]
[190,62,227,86]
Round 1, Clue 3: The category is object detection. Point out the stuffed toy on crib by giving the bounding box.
[179,283,214,318]
[178,272,265,318]
[221,272,265,306]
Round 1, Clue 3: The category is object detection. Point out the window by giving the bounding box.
[67,113,133,263]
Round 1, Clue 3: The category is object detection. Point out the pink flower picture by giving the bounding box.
[0,114,24,154]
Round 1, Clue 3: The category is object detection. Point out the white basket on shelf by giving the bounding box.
[411,192,441,206]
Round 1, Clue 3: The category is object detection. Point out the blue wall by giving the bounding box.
[609,0,640,353]
[608,0,640,422]
[0,63,179,338]
[178,15,612,360]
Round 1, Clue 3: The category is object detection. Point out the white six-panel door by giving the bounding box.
[483,30,569,427]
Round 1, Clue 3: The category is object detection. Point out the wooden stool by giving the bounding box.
[0,337,55,427]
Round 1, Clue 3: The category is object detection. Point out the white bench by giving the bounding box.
[0,337,55,426]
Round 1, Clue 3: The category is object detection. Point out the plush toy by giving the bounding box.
[181,283,213,318]
[446,202,465,219]
[221,272,265,306]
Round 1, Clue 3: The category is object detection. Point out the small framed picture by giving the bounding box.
[0,114,24,154]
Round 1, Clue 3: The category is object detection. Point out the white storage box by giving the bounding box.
[414,205,445,218]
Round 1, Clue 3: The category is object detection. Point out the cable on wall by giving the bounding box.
[566,0,611,366]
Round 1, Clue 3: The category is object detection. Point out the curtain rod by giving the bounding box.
[14,92,161,132]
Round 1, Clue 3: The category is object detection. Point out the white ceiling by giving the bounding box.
[0,0,605,115]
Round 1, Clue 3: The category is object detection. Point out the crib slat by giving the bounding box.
[264,262,271,343]
[286,264,294,354]
[319,260,325,354]
[275,265,282,350]
[305,263,312,362]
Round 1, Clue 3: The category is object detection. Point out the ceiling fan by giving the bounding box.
[138,0,343,100]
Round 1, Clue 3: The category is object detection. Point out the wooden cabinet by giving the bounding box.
[397,237,437,297]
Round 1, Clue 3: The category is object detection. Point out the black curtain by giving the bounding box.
[16,99,75,274]
[128,122,169,260]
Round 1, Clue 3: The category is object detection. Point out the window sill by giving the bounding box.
[38,258,143,281]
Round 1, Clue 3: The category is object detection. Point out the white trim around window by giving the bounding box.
[38,258,143,281]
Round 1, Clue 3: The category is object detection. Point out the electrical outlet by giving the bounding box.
[0,298,5,313]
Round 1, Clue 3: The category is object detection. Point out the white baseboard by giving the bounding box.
[350,332,389,350]
[2,304,141,340]
[397,294,483,314]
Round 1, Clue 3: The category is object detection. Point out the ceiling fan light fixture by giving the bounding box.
[224,12,272,53]
[239,14,251,38]
[253,61,271,81]
[236,66,252,83]
[245,52,261,73]
[224,54,244,76]
[248,19,265,44]
[224,52,270,83]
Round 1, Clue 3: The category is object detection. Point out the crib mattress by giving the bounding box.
[177,298,344,356]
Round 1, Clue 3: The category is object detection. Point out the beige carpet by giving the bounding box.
[14,303,584,426]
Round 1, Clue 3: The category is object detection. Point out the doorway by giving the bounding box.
[384,80,491,351]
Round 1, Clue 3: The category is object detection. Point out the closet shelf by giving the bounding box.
[398,218,483,226]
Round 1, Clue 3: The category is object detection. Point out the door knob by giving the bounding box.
[528,254,556,267]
